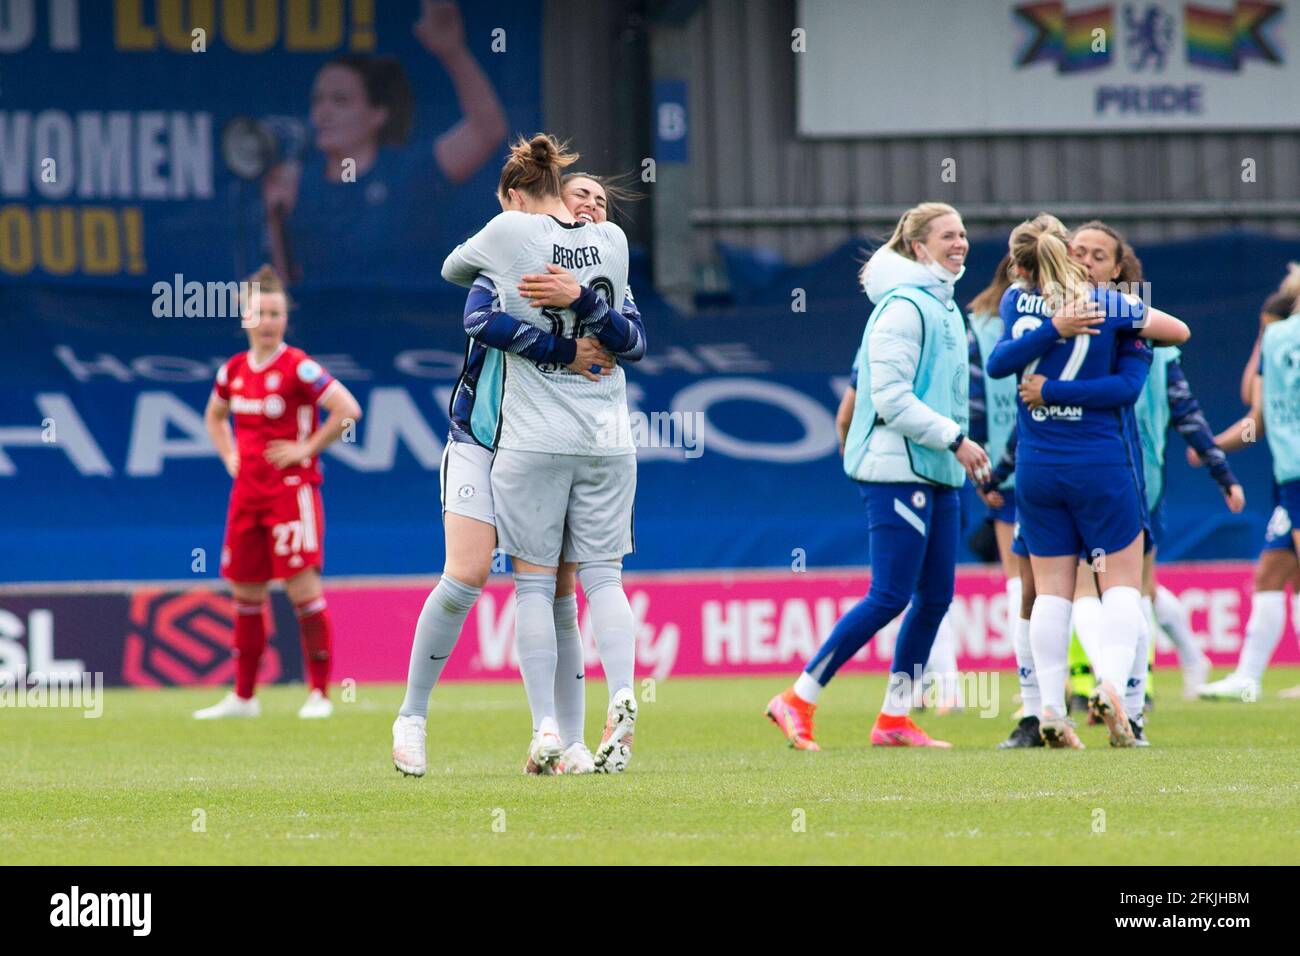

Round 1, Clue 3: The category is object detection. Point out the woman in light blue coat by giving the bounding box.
[767,202,990,750]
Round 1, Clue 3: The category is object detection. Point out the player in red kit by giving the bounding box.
[194,265,362,720]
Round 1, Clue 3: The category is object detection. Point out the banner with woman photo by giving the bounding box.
[0,0,541,288]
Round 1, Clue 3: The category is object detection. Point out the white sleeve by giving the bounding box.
[868,300,962,451]
[441,211,531,287]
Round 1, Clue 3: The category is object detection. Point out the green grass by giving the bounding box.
[3,670,1299,864]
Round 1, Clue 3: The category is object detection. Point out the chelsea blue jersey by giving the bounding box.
[990,283,1148,466]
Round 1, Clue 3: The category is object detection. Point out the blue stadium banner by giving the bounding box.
[0,0,541,289]
[653,79,689,164]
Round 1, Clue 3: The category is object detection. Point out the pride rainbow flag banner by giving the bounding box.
[1185,0,1285,71]
[1014,2,1114,72]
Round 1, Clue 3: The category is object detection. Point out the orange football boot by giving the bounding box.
[765,688,820,751]
[870,713,952,748]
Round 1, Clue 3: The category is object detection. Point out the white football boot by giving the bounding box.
[298,689,333,719]
[594,688,637,773]
[1197,672,1260,703]
[524,719,564,776]
[560,742,596,774]
[193,691,261,720]
[392,714,428,777]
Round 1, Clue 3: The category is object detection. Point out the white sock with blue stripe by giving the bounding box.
[1097,586,1142,692]
[1013,615,1040,719]
[1124,606,1150,717]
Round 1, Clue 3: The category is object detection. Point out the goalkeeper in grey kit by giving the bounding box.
[440,134,643,774]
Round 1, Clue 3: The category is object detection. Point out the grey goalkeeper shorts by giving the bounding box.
[440,440,495,527]
[490,449,636,566]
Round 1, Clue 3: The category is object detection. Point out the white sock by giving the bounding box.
[513,572,558,731]
[926,614,961,704]
[1140,594,1157,648]
[577,562,636,701]
[1013,616,1040,719]
[1030,595,1072,717]
[1125,607,1150,717]
[1239,590,1286,682]
[1097,586,1142,690]
[1154,585,1201,664]
[1072,594,1103,665]
[552,593,586,747]
[1006,575,1023,630]
[793,671,822,705]
[881,669,917,716]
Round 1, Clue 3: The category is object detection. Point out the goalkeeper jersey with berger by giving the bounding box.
[442,210,631,457]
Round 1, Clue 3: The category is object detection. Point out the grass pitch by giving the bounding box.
[3,670,1298,865]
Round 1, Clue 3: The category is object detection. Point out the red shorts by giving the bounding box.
[221,483,325,584]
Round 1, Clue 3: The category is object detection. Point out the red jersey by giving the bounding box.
[214,344,337,503]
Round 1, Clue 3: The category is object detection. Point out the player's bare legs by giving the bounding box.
[285,567,334,718]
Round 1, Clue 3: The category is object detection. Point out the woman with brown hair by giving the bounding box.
[392,160,647,778]
[195,265,363,720]
[1062,221,1241,715]
[986,214,1189,749]
[421,134,637,776]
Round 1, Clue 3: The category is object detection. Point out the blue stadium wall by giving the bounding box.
[6,231,1298,583]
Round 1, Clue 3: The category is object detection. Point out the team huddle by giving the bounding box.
[192,147,1298,766]
[767,202,1300,752]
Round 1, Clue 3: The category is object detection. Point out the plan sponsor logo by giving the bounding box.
[1029,404,1083,422]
